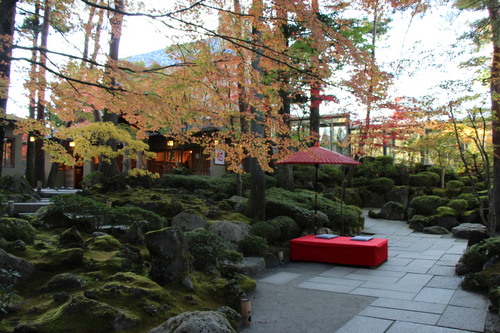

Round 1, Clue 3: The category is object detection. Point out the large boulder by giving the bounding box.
[0,248,35,284]
[0,175,37,197]
[430,215,460,231]
[379,201,405,220]
[171,212,208,231]
[423,226,449,235]
[0,217,37,244]
[360,189,386,208]
[148,310,236,333]
[145,227,190,285]
[386,186,411,207]
[452,223,488,239]
[208,221,251,250]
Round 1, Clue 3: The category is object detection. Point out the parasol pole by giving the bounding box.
[314,163,319,235]
[340,179,345,236]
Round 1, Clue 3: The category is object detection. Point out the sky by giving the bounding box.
[6,2,490,120]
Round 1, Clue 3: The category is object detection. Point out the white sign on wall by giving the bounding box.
[214,149,225,165]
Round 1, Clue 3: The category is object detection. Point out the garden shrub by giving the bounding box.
[475,182,486,191]
[318,165,344,187]
[251,221,280,243]
[238,235,268,257]
[408,214,431,231]
[47,194,112,231]
[408,172,439,187]
[111,206,166,230]
[458,193,480,210]
[172,166,192,175]
[265,187,364,233]
[158,174,237,198]
[459,237,500,274]
[80,171,104,189]
[409,195,443,216]
[293,165,317,188]
[375,155,394,166]
[221,173,277,192]
[436,206,457,217]
[447,199,468,216]
[458,175,478,186]
[426,166,441,176]
[351,176,370,187]
[252,216,301,242]
[186,228,242,272]
[251,216,300,243]
[368,177,395,193]
[126,169,160,188]
[446,180,465,197]
[270,216,300,240]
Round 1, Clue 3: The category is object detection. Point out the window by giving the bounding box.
[3,137,14,168]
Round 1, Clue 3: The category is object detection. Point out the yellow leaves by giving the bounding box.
[127,168,160,179]
[56,122,153,164]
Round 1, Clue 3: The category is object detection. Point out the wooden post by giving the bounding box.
[240,298,251,326]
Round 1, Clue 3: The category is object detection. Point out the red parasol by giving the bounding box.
[276,142,361,235]
[276,142,361,165]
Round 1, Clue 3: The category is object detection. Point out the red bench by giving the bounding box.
[290,235,388,267]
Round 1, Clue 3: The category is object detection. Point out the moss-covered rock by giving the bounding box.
[37,248,85,270]
[84,272,171,304]
[86,235,122,252]
[0,217,36,244]
[39,273,86,292]
[19,295,141,333]
[150,310,236,333]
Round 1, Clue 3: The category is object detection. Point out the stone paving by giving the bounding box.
[243,210,491,333]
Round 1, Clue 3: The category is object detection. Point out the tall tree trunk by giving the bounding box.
[487,0,500,235]
[247,0,266,221]
[34,0,51,187]
[0,0,17,178]
[100,0,124,177]
[309,0,320,142]
[26,3,41,187]
[233,0,251,173]
[275,0,294,190]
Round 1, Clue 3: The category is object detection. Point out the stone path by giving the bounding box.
[242,210,491,333]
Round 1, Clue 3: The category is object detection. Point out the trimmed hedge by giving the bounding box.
[265,187,363,234]
[458,193,479,210]
[409,195,444,216]
[251,216,300,243]
[368,177,395,193]
[447,199,468,216]
[408,172,440,187]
